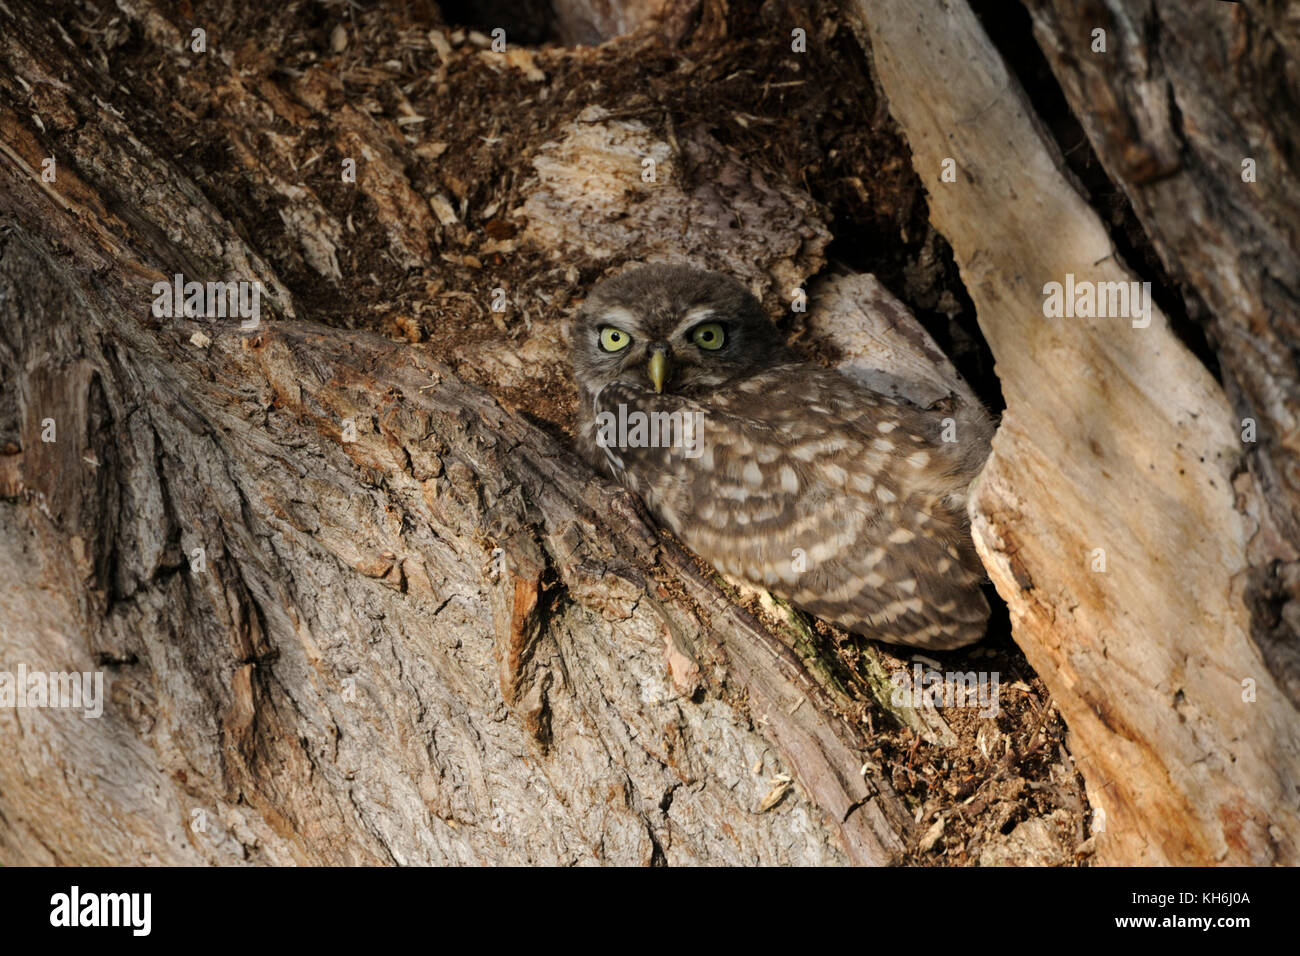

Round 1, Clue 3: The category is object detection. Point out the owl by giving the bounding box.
[568,264,993,650]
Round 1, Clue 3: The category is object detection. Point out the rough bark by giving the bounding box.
[1026,0,1300,707]
[850,0,1300,864]
[3,0,1286,868]
[0,0,916,865]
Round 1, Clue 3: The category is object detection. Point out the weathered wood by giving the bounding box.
[520,103,831,307]
[851,0,1300,864]
[549,0,690,45]
[0,0,915,865]
[5,0,1269,868]
[0,227,913,864]
[1027,0,1300,708]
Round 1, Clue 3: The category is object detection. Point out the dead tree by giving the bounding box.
[0,0,1295,865]
[851,0,1299,863]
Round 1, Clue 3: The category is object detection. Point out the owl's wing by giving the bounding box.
[594,364,990,650]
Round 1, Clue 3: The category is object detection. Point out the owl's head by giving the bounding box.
[569,264,787,401]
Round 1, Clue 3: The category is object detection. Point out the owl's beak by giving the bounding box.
[647,348,669,393]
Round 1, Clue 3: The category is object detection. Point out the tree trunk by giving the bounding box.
[849,0,1299,863]
[1025,0,1300,707]
[0,0,920,865]
[2,0,1292,867]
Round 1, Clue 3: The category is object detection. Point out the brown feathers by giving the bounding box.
[570,265,992,650]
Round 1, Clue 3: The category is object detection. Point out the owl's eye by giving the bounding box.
[691,322,726,350]
[599,327,632,352]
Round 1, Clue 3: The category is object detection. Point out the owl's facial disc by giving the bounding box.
[571,264,788,400]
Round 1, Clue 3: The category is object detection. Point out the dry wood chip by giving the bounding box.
[919,815,945,852]
[428,193,458,226]
[504,47,546,83]
[759,774,793,812]
[427,30,452,61]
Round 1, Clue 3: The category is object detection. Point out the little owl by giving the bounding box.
[569,264,993,649]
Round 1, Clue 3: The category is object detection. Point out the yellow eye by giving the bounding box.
[691,322,725,350]
[599,327,631,352]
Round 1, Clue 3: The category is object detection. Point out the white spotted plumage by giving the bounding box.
[570,264,995,650]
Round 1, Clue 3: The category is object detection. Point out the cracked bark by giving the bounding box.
[852,0,1300,864]
[0,0,913,865]
[1025,0,1300,708]
[5,0,1291,867]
